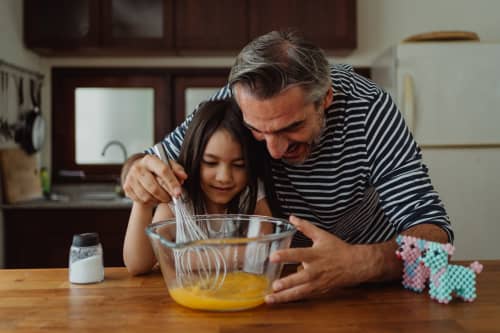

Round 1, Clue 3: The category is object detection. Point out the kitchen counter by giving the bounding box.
[1,261,499,332]
[0,184,132,210]
[1,184,132,268]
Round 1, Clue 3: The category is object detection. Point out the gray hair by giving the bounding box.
[229,30,331,106]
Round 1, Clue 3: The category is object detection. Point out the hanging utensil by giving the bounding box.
[0,70,15,141]
[0,70,8,140]
[18,76,23,109]
[14,77,45,154]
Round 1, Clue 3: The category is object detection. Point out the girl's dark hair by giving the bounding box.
[178,99,260,215]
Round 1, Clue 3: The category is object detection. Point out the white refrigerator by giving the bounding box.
[372,42,500,260]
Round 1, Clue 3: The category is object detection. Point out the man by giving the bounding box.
[121,31,452,304]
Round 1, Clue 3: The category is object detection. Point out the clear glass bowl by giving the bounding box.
[145,214,296,311]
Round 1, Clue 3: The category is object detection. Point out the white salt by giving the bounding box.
[69,255,104,284]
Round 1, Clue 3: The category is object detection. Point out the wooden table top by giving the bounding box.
[1,261,499,333]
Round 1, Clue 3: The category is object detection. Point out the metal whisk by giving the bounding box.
[172,195,227,290]
[153,143,227,289]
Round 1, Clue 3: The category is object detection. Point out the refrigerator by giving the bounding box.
[372,42,500,260]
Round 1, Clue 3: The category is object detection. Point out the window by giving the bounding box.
[74,87,155,164]
[52,68,170,182]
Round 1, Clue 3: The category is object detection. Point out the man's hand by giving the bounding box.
[265,215,369,304]
[121,153,188,205]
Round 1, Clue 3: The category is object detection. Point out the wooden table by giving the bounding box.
[1,261,499,333]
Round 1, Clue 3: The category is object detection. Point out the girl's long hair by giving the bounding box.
[178,99,259,215]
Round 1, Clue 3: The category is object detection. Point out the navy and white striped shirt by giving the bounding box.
[148,64,453,247]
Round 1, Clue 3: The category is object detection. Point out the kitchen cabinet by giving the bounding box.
[101,0,174,51]
[175,0,357,53]
[24,0,100,50]
[3,208,130,268]
[174,0,248,52]
[24,0,174,55]
[24,0,357,55]
[173,71,229,122]
[249,0,357,51]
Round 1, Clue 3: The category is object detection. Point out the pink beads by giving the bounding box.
[396,235,429,292]
[396,235,483,304]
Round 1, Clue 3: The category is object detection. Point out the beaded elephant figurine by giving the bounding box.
[395,235,430,292]
[419,241,483,304]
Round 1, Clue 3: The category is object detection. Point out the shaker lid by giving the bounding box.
[72,232,100,247]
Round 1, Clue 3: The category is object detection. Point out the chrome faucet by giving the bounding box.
[101,140,128,162]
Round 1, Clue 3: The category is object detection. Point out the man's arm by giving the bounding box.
[356,223,448,283]
[121,153,144,186]
[364,90,453,241]
[265,217,448,304]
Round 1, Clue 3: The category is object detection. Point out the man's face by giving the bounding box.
[234,84,332,164]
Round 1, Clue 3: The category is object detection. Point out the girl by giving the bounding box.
[123,99,276,275]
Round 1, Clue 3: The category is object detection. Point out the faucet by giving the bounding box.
[101,140,128,162]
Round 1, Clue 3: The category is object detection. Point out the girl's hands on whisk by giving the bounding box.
[265,215,369,304]
[123,154,188,205]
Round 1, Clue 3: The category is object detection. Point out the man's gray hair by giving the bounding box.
[229,30,331,105]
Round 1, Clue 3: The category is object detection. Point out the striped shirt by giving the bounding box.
[148,64,453,247]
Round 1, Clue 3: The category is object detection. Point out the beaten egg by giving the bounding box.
[169,271,270,311]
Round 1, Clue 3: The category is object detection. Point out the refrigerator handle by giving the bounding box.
[402,73,416,134]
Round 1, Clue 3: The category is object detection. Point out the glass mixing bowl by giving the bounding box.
[145,214,296,311]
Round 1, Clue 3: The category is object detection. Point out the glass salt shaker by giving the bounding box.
[69,232,104,284]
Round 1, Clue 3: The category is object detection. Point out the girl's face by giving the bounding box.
[200,129,248,213]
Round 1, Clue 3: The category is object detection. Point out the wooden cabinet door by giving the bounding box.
[24,0,100,50]
[249,0,357,51]
[101,0,174,50]
[175,0,249,52]
[4,209,130,268]
[172,70,230,125]
[24,0,357,54]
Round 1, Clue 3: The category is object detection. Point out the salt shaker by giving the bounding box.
[69,232,104,284]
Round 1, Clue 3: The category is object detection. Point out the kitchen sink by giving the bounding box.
[81,192,122,201]
[48,184,131,204]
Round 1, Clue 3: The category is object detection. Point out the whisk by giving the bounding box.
[172,195,228,290]
[153,143,227,290]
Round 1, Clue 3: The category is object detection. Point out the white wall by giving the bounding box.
[0,0,43,268]
[351,0,500,65]
[0,0,43,150]
[0,1,41,68]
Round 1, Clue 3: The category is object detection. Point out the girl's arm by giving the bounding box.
[152,202,175,222]
[123,202,156,275]
[253,197,274,234]
[254,198,273,217]
[242,198,275,274]
[123,202,174,275]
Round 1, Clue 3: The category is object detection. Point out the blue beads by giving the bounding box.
[396,235,429,292]
[396,236,483,304]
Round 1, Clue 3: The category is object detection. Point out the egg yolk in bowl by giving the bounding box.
[168,271,270,311]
